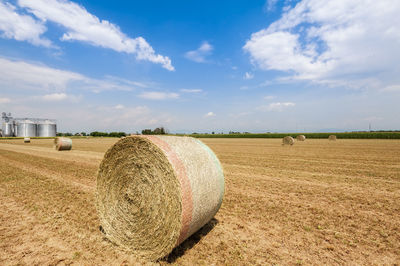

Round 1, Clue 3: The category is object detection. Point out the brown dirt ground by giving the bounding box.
[0,137,399,265]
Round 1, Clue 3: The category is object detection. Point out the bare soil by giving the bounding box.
[0,138,399,265]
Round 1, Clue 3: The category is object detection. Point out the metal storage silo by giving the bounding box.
[37,120,57,137]
[16,119,37,137]
[1,122,14,137]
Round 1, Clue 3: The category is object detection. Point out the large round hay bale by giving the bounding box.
[282,136,295,145]
[96,135,225,261]
[328,135,337,141]
[296,135,306,141]
[54,137,72,150]
[24,137,30,143]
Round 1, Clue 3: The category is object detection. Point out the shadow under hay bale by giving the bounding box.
[165,218,219,263]
[96,136,225,261]
[282,136,295,145]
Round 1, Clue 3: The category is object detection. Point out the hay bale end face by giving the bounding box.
[296,135,306,141]
[282,136,295,145]
[24,137,30,143]
[329,135,337,141]
[96,135,225,261]
[54,137,72,150]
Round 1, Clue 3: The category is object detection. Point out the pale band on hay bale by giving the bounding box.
[54,137,72,150]
[23,137,30,143]
[329,135,337,141]
[96,135,225,261]
[296,135,306,141]
[282,136,295,145]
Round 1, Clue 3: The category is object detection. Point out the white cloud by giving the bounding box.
[40,93,81,102]
[205,111,216,117]
[244,0,400,90]
[0,97,11,103]
[0,2,52,47]
[9,0,173,70]
[139,91,179,100]
[244,72,254,80]
[264,95,276,100]
[42,93,67,101]
[180,89,203,93]
[114,104,125,109]
[257,102,295,112]
[0,57,143,93]
[382,85,400,92]
[264,0,278,12]
[185,41,213,63]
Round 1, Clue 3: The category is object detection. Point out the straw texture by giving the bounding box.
[24,137,30,143]
[54,137,72,150]
[96,135,224,261]
[329,135,337,141]
[282,136,295,145]
[296,135,306,141]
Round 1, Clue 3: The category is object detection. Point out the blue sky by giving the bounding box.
[0,0,399,133]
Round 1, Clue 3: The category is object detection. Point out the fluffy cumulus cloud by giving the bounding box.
[0,0,173,70]
[244,72,254,80]
[0,2,51,47]
[244,0,400,90]
[258,102,295,112]
[205,111,215,117]
[139,91,179,100]
[185,41,213,63]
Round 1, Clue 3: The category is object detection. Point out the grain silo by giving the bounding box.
[15,119,37,137]
[1,112,14,137]
[1,121,13,137]
[37,120,57,137]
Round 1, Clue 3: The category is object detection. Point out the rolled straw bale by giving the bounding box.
[54,137,72,150]
[96,135,225,261]
[24,137,30,143]
[282,136,295,145]
[296,135,306,141]
[328,135,337,141]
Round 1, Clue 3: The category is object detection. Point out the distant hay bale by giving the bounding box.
[296,135,306,141]
[96,135,225,261]
[329,135,337,141]
[54,137,72,150]
[24,137,30,143]
[282,136,295,145]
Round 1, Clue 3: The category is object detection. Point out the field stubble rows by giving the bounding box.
[0,138,399,265]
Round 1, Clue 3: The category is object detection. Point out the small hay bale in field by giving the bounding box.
[54,137,72,150]
[24,137,30,143]
[96,135,225,261]
[282,136,295,145]
[329,135,337,141]
[296,135,306,141]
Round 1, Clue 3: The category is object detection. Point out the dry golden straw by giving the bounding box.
[282,136,295,145]
[54,137,72,150]
[296,135,306,141]
[23,137,30,143]
[96,135,225,261]
[329,135,337,141]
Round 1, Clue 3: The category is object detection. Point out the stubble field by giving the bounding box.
[0,137,399,265]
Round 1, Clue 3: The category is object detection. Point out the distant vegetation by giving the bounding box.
[182,131,400,139]
[141,127,167,135]
[57,131,127,137]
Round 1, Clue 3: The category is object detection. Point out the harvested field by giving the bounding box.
[0,138,399,264]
